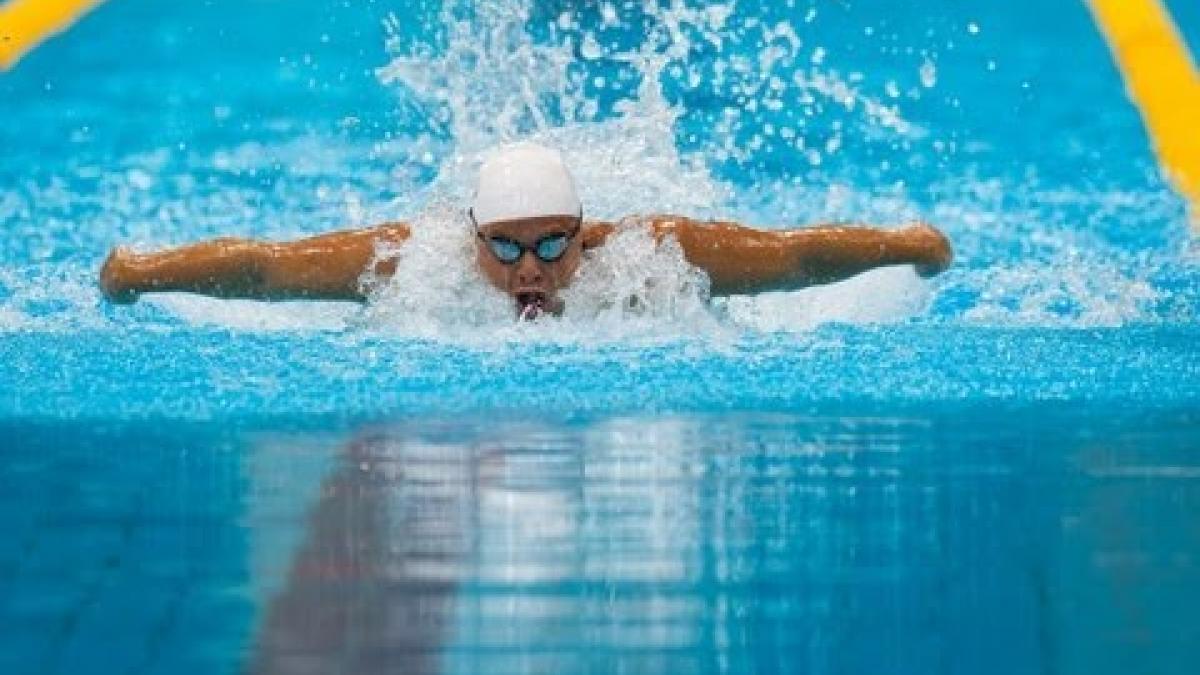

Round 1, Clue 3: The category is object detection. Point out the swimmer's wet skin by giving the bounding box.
[98,142,953,318]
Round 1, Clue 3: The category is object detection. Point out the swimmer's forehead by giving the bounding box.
[477,214,579,239]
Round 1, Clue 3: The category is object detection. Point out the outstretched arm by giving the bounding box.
[586,217,952,296]
[99,223,410,303]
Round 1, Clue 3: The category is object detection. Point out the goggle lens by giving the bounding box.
[487,238,523,264]
[483,232,572,264]
[472,208,583,266]
[534,234,569,262]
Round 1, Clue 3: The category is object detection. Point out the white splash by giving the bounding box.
[356,198,515,340]
[358,0,936,341]
[145,295,358,332]
[961,262,1158,328]
[558,223,722,338]
[721,266,932,331]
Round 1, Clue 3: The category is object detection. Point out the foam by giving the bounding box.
[960,262,1158,328]
[146,295,358,332]
[354,201,723,345]
[721,266,932,331]
[0,307,29,332]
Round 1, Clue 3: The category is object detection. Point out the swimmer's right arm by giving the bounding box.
[99,223,410,303]
[583,217,952,295]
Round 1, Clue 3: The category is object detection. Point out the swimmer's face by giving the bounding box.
[474,215,585,319]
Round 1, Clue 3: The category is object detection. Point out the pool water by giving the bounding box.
[4,409,1198,674]
[2,0,1199,673]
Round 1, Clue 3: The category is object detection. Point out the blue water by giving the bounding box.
[2,0,1199,673]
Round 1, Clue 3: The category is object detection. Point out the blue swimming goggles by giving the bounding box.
[470,209,583,264]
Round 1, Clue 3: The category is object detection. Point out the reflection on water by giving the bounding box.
[243,410,1200,674]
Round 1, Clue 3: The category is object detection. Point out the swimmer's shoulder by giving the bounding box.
[582,214,701,250]
[581,220,616,250]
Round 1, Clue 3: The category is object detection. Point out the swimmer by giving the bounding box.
[99,142,952,319]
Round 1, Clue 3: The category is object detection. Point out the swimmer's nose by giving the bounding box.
[515,254,544,285]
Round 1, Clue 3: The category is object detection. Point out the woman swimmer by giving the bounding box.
[99,142,953,320]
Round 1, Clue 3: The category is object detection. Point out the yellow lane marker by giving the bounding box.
[1087,0,1200,227]
[0,0,104,71]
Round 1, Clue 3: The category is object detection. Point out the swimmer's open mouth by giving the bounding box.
[515,291,547,320]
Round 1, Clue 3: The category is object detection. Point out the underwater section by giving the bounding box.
[5,411,1200,673]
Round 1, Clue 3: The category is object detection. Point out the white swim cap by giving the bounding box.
[470,142,581,227]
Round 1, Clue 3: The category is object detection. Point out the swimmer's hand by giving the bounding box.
[903,223,953,278]
[100,247,140,304]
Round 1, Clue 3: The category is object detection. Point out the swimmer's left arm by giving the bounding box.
[616,217,952,295]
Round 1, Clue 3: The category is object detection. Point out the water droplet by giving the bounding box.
[919,58,937,88]
[601,2,619,26]
[580,35,603,60]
